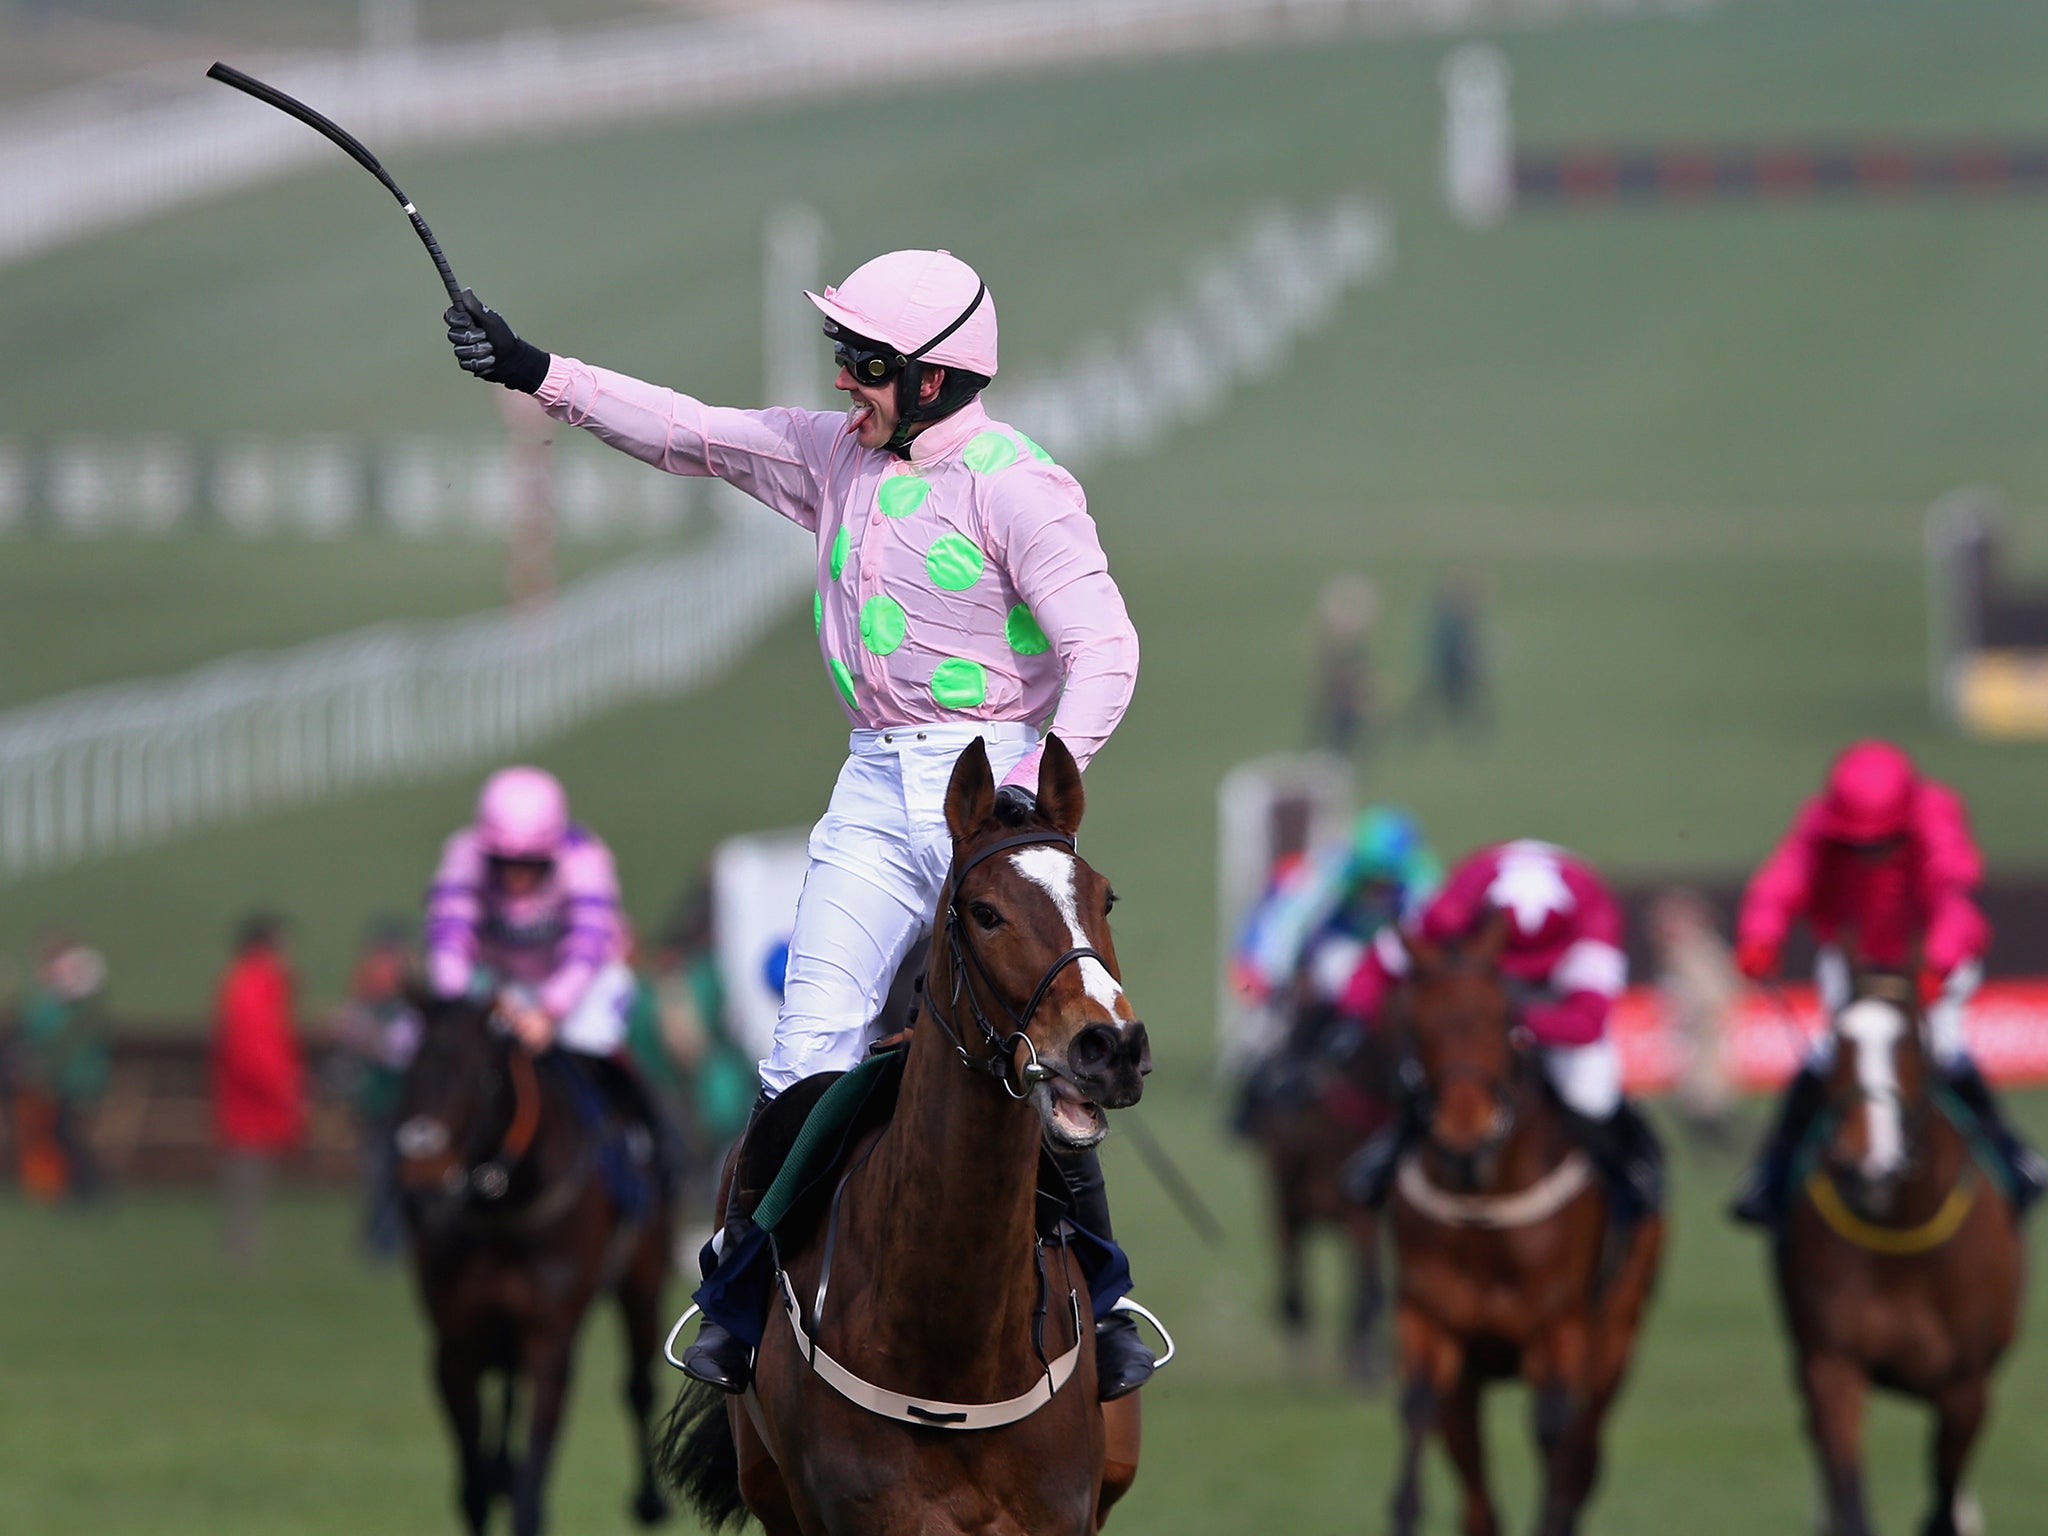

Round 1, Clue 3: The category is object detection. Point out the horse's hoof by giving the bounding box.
[1932,1492,1984,1536]
[632,1487,672,1526]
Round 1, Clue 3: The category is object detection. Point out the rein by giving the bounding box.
[932,829,1108,1100]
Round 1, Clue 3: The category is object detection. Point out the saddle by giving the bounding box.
[694,1045,1130,1346]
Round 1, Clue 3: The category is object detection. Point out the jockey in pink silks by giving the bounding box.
[442,249,1151,1398]
[1728,740,2044,1225]
[425,766,632,1056]
[1335,839,1665,1226]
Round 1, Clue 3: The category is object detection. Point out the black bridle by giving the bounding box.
[929,829,1111,1100]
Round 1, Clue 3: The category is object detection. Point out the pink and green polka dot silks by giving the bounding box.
[536,362,1137,786]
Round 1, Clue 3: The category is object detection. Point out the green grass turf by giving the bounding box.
[6,0,2048,1022]
[3,1086,2043,1534]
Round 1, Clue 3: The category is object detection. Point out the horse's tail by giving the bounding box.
[656,1380,748,1531]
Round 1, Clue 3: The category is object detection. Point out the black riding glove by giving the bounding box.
[444,289,551,394]
[993,784,1039,826]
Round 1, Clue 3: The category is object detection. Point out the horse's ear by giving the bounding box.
[1470,906,1512,966]
[945,738,997,841]
[1035,734,1085,839]
[1398,927,1443,979]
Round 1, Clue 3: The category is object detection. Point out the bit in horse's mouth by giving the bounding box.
[1038,1076,1108,1148]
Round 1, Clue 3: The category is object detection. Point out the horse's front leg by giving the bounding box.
[1389,1304,1458,1536]
[509,1326,578,1536]
[1437,1367,1498,1536]
[432,1335,494,1536]
[617,1235,673,1527]
[1921,1375,1990,1536]
[1526,1315,1591,1536]
[1343,1206,1385,1390]
[1798,1350,1874,1536]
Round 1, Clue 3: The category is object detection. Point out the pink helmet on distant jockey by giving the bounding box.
[475,766,569,861]
[1819,740,1917,844]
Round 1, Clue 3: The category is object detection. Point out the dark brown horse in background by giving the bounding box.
[1383,919,1663,1536]
[1772,982,2023,1536]
[1240,997,1395,1385]
[663,735,1152,1534]
[395,994,673,1536]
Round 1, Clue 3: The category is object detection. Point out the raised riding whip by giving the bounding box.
[205,62,466,305]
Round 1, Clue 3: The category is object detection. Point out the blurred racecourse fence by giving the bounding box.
[0,193,1391,879]
[0,0,1694,267]
[0,431,693,540]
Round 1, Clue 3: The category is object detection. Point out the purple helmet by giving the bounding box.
[475,767,568,861]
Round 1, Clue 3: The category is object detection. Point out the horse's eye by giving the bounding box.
[971,902,1003,931]
[1104,887,1119,915]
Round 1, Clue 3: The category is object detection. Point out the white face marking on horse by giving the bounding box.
[1838,999,1906,1179]
[1009,846,1127,1016]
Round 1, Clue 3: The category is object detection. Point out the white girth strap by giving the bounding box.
[1396,1149,1595,1229]
[775,1270,1083,1430]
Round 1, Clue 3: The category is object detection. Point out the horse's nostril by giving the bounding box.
[1071,1024,1117,1073]
[1125,1021,1152,1075]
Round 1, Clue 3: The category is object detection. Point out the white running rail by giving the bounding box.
[0,0,1696,268]
[0,193,1391,879]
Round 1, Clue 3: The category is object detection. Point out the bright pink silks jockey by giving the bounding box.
[532,374,1138,789]
[1341,840,1627,1048]
[424,768,625,1024]
[1736,740,1988,983]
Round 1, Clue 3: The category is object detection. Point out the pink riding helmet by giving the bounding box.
[805,249,999,378]
[1819,740,1917,844]
[475,766,569,861]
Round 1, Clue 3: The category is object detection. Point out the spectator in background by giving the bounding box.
[1647,889,1737,1149]
[1308,574,1380,756]
[212,913,304,1269]
[18,937,112,1205]
[1411,568,1491,738]
[329,919,420,1260]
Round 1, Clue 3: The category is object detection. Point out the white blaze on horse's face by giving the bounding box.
[1008,846,1129,1019]
[1839,999,1907,1180]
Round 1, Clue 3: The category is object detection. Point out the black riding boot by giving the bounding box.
[681,1094,771,1394]
[1561,1099,1664,1227]
[1730,1064,1827,1228]
[1058,1146,1155,1401]
[1944,1059,2047,1215]
[588,1052,679,1199]
[1340,1059,1428,1208]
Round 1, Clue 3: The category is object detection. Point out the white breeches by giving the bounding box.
[1542,1036,1623,1122]
[760,723,1039,1098]
[554,961,636,1055]
[1809,946,1976,1069]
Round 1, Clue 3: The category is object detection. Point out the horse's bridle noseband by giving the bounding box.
[933,829,1112,1100]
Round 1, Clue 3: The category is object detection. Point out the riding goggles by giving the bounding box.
[831,332,908,387]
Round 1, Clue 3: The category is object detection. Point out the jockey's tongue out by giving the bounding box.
[443,251,1151,1400]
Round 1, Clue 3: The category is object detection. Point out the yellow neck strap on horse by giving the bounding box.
[1802,1170,1976,1256]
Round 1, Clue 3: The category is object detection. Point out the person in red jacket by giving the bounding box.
[1731,740,2043,1224]
[212,913,305,1266]
[1338,840,1663,1225]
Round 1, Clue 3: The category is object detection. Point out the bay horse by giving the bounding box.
[663,734,1152,1534]
[1241,997,1394,1385]
[1383,918,1663,1536]
[1771,981,2023,1536]
[394,992,673,1536]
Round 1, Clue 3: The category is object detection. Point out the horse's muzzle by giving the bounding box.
[1064,1020,1150,1109]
